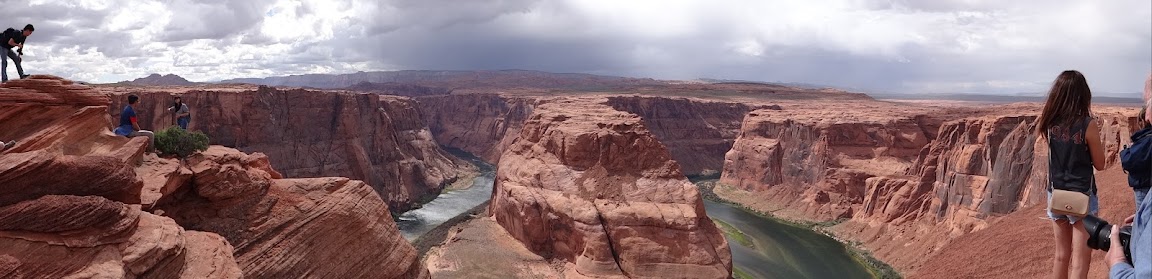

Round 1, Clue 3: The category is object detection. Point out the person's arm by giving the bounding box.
[130,114,141,131]
[7,38,15,47]
[178,104,190,118]
[1085,118,1107,170]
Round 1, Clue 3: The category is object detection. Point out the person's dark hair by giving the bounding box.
[1036,70,1092,137]
[128,94,139,104]
[23,24,33,32]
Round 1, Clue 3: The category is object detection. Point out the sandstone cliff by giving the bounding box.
[154,146,428,278]
[718,102,944,221]
[716,100,1141,272]
[1,76,428,278]
[606,96,765,176]
[0,76,241,278]
[488,98,732,278]
[106,86,470,212]
[417,94,536,162]
[418,94,761,176]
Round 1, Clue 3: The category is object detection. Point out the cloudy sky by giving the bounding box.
[2,0,1149,94]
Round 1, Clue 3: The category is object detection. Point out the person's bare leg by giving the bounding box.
[1052,219,1072,279]
[1070,221,1092,279]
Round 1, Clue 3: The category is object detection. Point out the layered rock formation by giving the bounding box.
[154,146,428,278]
[489,98,732,278]
[716,100,1141,272]
[606,96,764,176]
[106,86,469,212]
[718,102,944,221]
[1,76,427,278]
[0,76,241,278]
[417,94,536,162]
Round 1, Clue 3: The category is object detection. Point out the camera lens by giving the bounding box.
[1081,215,1111,250]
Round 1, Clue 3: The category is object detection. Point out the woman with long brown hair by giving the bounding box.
[1036,70,1107,279]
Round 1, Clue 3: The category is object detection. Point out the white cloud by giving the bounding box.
[0,0,1147,94]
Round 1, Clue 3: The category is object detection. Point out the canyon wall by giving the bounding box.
[416,94,536,162]
[488,98,732,278]
[718,102,944,221]
[153,146,428,278]
[0,76,239,278]
[418,94,762,176]
[716,101,1141,272]
[606,96,766,176]
[107,86,470,212]
[1,76,427,278]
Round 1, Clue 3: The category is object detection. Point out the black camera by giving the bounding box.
[1083,215,1133,264]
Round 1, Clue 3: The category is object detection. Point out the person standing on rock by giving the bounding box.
[168,96,191,129]
[1036,70,1108,279]
[114,95,155,153]
[0,24,33,83]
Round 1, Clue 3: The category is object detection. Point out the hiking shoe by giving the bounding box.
[19,74,29,79]
[2,140,14,151]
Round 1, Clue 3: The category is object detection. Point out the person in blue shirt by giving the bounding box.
[113,95,155,152]
[1106,191,1150,278]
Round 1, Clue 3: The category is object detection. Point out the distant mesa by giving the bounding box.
[344,81,453,97]
[219,70,668,91]
[120,73,197,86]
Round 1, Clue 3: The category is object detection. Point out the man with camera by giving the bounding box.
[0,24,32,83]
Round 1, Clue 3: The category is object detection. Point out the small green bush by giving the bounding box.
[155,126,209,158]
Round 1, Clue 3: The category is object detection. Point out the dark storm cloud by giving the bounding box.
[318,0,1150,94]
[1,0,1147,93]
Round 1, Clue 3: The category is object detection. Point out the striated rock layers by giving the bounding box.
[717,101,1140,272]
[1,76,427,278]
[154,146,428,279]
[489,98,732,278]
[718,102,943,221]
[418,94,761,177]
[417,94,537,162]
[606,96,765,176]
[107,86,469,212]
[0,76,242,279]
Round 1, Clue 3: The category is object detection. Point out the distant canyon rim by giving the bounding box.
[0,71,1143,278]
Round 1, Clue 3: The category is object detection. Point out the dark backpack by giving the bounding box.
[1120,127,1152,189]
[0,28,12,43]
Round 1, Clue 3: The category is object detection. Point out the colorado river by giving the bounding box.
[397,152,876,278]
[703,199,874,279]
[395,149,495,241]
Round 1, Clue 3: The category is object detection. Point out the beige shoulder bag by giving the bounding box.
[1049,188,1089,217]
[1047,131,1091,217]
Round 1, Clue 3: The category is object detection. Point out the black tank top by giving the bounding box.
[1047,116,1096,193]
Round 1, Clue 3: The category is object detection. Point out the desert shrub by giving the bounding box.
[155,126,209,158]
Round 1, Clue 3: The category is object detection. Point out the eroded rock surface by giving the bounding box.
[489,98,732,278]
